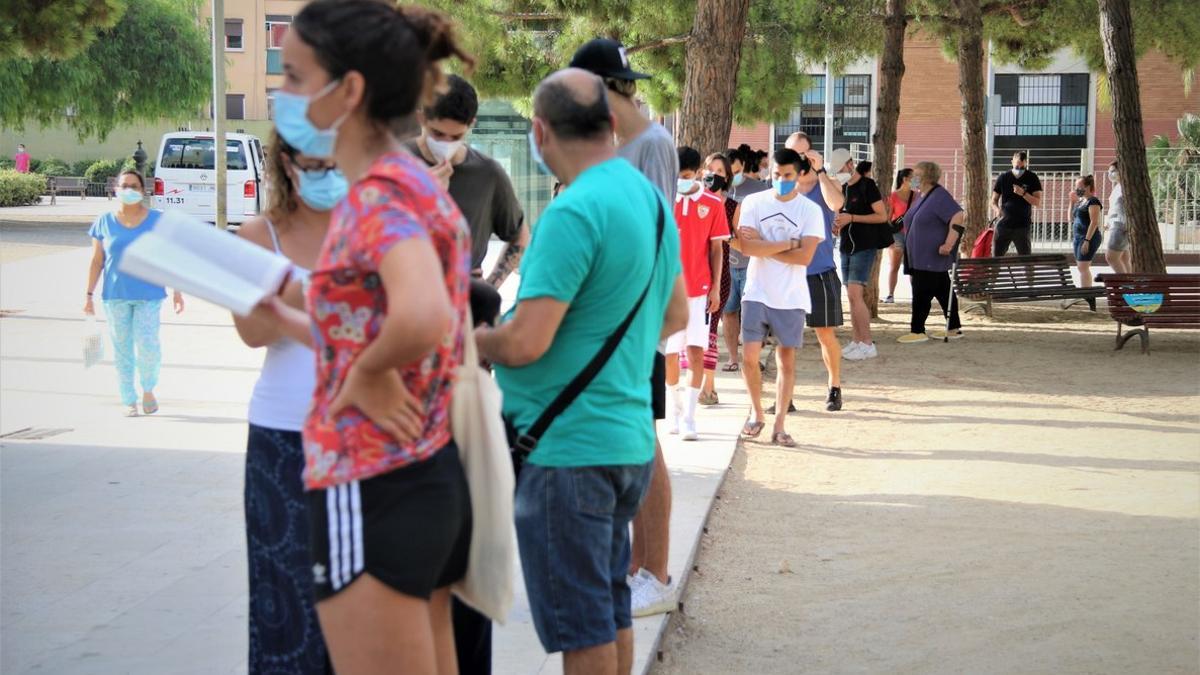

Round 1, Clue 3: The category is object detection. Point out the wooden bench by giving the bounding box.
[48,176,89,204]
[954,254,1104,317]
[1097,273,1200,354]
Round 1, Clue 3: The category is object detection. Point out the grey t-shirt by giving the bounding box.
[404,140,524,269]
[618,123,678,202]
[727,176,770,269]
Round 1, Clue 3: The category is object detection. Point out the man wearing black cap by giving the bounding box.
[571,37,682,619]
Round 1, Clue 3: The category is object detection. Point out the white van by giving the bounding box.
[153,132,266,227]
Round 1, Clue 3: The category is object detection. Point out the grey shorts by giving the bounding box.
[1107,225,1130,251]
[742,301,806,348]
[805,270,844,328]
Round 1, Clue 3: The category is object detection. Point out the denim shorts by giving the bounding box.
[893,230,906,248]
[724,266,747,314]
[1073,230,1103,262]
[841,249,877,285]
[514,461,654,653]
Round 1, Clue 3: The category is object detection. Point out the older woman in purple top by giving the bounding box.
[898,161,965,343]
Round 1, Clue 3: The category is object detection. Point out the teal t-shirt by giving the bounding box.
[88,210,168,301]
[495,158,681,467]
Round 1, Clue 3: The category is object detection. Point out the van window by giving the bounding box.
[159,139,249,171]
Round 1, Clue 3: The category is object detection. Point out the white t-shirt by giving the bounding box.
[740,189,826,312]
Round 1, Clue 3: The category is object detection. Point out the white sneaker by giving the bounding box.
[667,417,680,435]
[681,417,699,441]
[631,569,677,618]
[858,342,878,359]
[842,342,863,359]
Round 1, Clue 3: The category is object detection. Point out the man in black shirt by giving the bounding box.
[406,75,528,288]
[991,151,1043,256]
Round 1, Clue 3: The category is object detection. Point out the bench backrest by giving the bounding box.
[51,177,88,190]
[955,254,1077,295]
[1100,274,1200,325]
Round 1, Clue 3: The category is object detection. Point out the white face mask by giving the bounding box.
[425,137,465,163]
[1108,169,1119,183]
[835,172,852,186]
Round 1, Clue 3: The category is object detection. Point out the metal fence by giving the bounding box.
[847,144,1200,253]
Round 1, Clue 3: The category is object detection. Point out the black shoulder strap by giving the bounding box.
[514,201,666,454]
[906,190,915,207]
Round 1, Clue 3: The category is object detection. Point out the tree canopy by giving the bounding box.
[0,0,211,141]
[0,0,129,60]
[419,0,809,126]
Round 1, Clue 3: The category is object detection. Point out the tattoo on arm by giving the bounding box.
[486,241,525,288]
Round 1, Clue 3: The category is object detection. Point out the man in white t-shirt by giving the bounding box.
[730,148,825,447]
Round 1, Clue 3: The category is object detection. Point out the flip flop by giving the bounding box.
[721,362,740,372]
[142,394,159,415]
[772,431,797,448]
[741,419,765,439]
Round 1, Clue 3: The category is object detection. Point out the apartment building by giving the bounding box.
[202,0,307,122]
[728,34,1198,179]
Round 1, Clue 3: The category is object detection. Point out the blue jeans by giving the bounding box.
[514,461,654,653]
[104,299,162,405]
[724,266,747,314]
[840,249,877,286]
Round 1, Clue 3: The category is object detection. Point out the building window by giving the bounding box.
[226,94,245,121]
[993,73,1089,170]
[773,74,872,153]
[265,18,290,74]
[266,89,278,120]
[224,19,243,50]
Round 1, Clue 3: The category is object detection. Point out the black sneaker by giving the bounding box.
[766,401,798,415]
[825,387,843,412]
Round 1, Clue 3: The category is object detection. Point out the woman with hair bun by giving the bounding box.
[260,1,476,671]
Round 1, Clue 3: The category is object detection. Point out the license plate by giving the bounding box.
[190,183,215,192]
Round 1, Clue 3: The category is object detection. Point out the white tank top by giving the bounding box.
[247,220,315,432]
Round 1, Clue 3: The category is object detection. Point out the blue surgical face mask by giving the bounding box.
[731,172,746,188]
[273,80,346,160]
[910,178,920,191]
[1012,167,1025,177]
[118,187,143,205]
[296,167,348,211]
[775,179,797,197]
[528,129,549,175]
[677,178,697,194]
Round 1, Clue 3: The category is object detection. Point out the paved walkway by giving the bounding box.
[0,242,741,674]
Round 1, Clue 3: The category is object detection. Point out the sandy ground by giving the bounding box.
[653,301,1200,675]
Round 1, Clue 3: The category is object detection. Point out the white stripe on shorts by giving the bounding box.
[349,481,364,577]
[338,484,352,587]
[327,487,341,590]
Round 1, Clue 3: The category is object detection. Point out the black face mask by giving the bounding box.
[1074,188,1086,197]
[704,173,728,193]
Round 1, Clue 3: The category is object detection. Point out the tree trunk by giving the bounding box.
[1099,0,1167,273]
[677,0,751,154]
[867,0,907,317]
[953,0,988,256]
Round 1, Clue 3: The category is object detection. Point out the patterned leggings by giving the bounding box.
[104,299,162,405]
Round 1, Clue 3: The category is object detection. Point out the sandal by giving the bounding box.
[142,393,159,415]
[125,405,139,417]
[721,362,740,373]
[771,431,797,448]
[741,419,765,439]
[699,390,719,406]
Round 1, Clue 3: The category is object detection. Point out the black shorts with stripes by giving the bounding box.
[805,269,844,329]
[306,441,471,601]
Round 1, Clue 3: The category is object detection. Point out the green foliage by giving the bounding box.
[0,0,211,141]
[121,157,156,177]
[418,0,811,124]
[0,170,47,207]
[85,160,122,183]
[0,158,13,171]
[35,157,72,177]
[1148,114,1200,224]
[0,0,128,60]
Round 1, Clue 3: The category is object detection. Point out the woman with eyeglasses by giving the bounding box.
[84,169,185,417]
[232,130,343,673]
[253,1,475,671]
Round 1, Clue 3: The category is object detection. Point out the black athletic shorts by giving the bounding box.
[651,351,666,420]
[806,269,845,328]
[307,441,472,602]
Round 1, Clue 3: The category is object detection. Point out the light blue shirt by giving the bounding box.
[89,210,167,301]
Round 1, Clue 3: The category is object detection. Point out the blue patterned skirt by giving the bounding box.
[244,424,332,674]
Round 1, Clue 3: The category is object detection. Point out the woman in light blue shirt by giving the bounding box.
[84,169,184,416]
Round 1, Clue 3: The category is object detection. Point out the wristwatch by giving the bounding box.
[816,168,827,175]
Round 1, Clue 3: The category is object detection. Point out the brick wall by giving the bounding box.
[728,122,771,152]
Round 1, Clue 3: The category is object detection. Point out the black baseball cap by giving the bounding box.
[569,38,650,81]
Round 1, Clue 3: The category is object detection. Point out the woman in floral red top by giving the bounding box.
[263,1,475,671]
